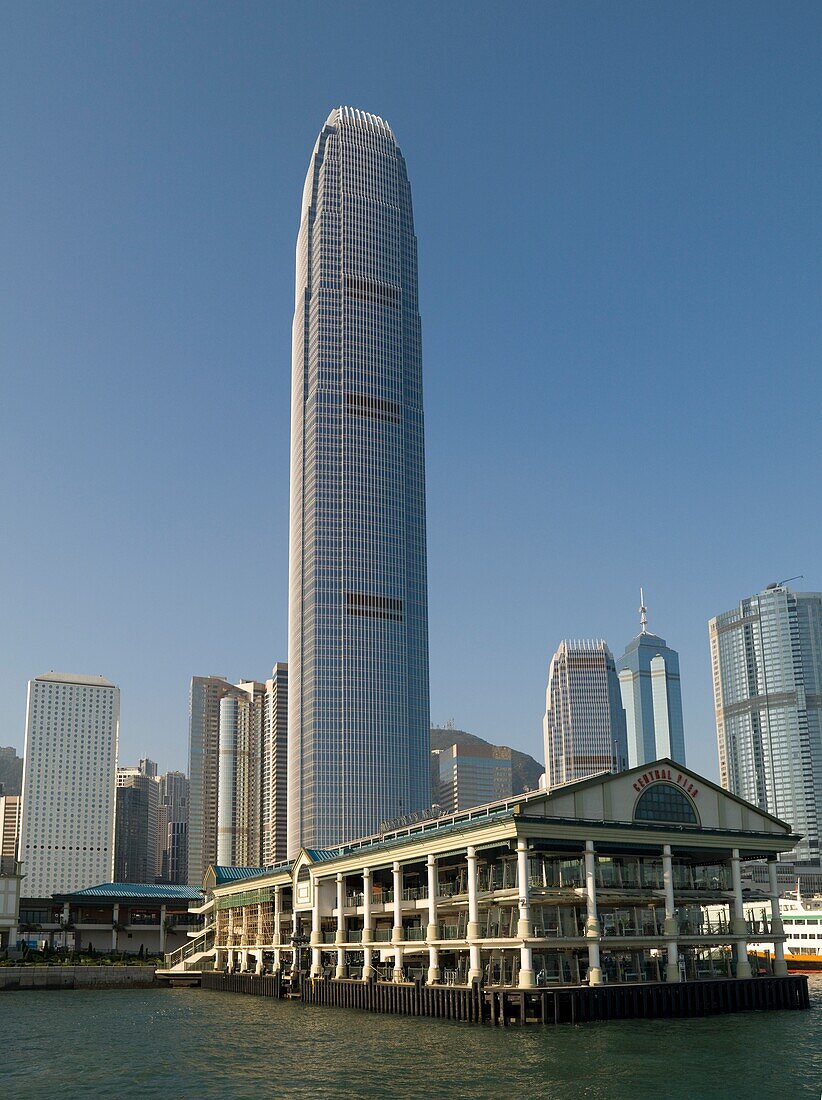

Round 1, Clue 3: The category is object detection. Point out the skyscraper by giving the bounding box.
[158,770,189,884]
[287,107,431,855]
[114,763,159,883]
[19,672,119,895]
[710,583,822,864]
[262,663,288,866]
[617,592,686,767]
[217,680,266,867]
[188,675,233,885]
[542,641,628,789]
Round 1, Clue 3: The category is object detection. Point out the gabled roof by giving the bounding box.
[543,758,794,832]
[57,883,202,901]
[304,848,338,863]
[212,866,270,886]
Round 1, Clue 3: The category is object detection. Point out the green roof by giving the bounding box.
[57,883,203,901]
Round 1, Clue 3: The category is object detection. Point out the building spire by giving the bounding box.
[639,587,648,634]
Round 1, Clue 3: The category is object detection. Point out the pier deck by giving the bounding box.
[199,972,809,1025]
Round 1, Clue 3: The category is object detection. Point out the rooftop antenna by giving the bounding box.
[639,587,648,634]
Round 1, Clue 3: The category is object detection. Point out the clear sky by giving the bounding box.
[2,2,820,781]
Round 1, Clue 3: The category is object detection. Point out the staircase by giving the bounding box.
[155,926,215,985]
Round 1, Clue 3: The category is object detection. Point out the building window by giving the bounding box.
[634,783,699,825]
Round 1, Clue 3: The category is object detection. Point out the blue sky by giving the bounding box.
[2,2,820,780]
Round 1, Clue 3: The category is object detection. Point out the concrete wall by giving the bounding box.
[0,965,157,990]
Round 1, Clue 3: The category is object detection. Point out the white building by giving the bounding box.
[709,584,822,864]
[19,672,119,896]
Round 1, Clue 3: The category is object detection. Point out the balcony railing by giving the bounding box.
[404,926,425,940]
[372,928,392,942]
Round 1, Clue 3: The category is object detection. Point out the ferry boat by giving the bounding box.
[752,894,822,972]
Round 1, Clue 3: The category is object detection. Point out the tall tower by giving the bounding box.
[710,584,822,864]
[542,641,628,790]
[288,107,431,855]
[19,672,119,895]
[617,592,686,767]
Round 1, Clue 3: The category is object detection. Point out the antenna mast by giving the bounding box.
[639,587,648,634]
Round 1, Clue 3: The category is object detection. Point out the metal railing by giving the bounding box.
[163,926,215,969]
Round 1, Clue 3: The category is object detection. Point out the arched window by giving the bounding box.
[634,783,698,825]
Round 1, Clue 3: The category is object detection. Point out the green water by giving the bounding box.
[2,977,820,1098]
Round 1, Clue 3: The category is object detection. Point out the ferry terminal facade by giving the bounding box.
[205,761,795,989]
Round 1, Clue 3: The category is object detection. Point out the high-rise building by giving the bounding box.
[287,107,431,856]
[188,675,234,886]
[542,641,628,789]
[435,743,513,814]
[0,746,23,796]
[262,663,288,866]
[0,794,20,870]
[217,680,266,867]
[709,583,822,864]
[617,592,686,768]
[114,764,159,883]
[189,667,288,881]
[19,672,119,895]
[158,770,189,884]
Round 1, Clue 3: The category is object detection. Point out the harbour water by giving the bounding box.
[2,976,820,1099]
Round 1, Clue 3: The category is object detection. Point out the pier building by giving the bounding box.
[196,760,796,988]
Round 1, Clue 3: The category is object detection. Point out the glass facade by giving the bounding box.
[617,631,686,767]
[710,585,822,863]
[542,640,628,789]
[634,783,698,824]
[288,107,431,856]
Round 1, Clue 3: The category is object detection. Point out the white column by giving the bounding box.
[426,854,440,984]
[111,903,119,952]
[662,844,679,982]
[273,947,281,973]
[466,846,482,983]
[335,873,346,944]
[159,904,167,954]
[584,840,602,985]
[255,950,264,975]
[310,877,322,976]
[392,944,404,982]
[768,858,787,976]
[240,948,249,971]
[426,854,439,941]
[516,837,535,988]
[731,849,751,978]
[273,885,282,946]
[362,868,373,945]
[335,871,347,978]
[392,862,403,942]
[256,902,263,948]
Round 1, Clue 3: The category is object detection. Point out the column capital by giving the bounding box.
[467,845,476,859]
[427,852,436,867]
[393,860,401,874]
[517,836,527,852]
[662,843,672,858]
[585,839,595,853]
[362,866,371,879]
[336,871,343,883]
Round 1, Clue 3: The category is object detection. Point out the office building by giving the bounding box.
[190,668,288,882]
[218,680,266,867]
[0,746,23,796]
[115,763,160,883]
[158,770,189,884]
[435,743,513,814]
[188,675,234,886]
[0,794,20,869]
[617,593,686,767]
[262,663,288,865]
[288,107,431,856]
[19,672,119,895]
[543,641,628,789]
[710,583,822,864]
